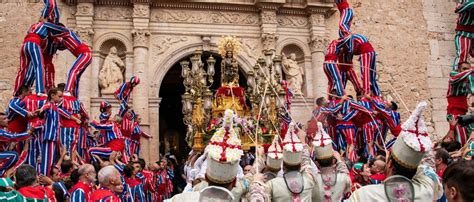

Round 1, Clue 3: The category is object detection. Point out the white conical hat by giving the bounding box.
[312,122,334,160]
[282,122,303,166]
[392,101,432,170]
[205,109,243,184]
[266,136,283,170]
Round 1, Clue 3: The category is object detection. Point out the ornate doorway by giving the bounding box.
[158,51,247,160]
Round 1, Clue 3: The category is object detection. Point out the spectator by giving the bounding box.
[435,148,452,177]
[15,165,57,201]
[442,160,474,202]
[90,165,123,201]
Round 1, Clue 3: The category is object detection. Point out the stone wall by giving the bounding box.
[422,0,457,138]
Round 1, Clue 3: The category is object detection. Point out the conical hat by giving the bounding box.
[205,109,243,184]
[392,101,432,170]
[282,122,303,166]
[266,137,283,170]
[312,122,334,160]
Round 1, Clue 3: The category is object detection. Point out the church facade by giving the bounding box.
[0,0,459,162]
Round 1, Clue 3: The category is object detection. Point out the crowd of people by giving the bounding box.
[0,0,474,201]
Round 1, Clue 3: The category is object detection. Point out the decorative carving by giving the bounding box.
[241,38,260,60]
[277,15,308,27]
[132,29,150,48]
[309,37,329,52]
[261,33,279,51]
[260,10,277,24]
[152,36,188,59]
[309,13,325,27]
[151,9,259,25]
[95,7,132,20]
[133,4,149,18]
[73,27,94,46]
[282,52,304,95]
[99,46,125,94]
[76,3,93,16]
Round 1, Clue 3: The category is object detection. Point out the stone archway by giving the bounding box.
[155,49,249,159]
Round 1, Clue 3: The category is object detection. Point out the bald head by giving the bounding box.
[78,164,96,184]
[370,160,386,174]
[98,166,119,185]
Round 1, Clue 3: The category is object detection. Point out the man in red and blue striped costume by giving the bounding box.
[37,88,76,176]
[446,62,474,146]
[40,0,60,24]
[91,166,122,202]
[324,38,364,97]
[338,33,381,97]
[57,28,92,97]
[0,113,32,177]
[69,164,96,202]
[453,0,474,70]
[114,76,140,117]
[44,36,66,92]
[6,86,33,134]
[23,93,47,168]
[14,22,67,96]
[57,83,88,158]
[88,116,128,164]
[120,111,135,158]
[335,0,354,38]
[354,94,379,158]
[130,114,152,157]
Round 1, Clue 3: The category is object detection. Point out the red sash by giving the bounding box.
[456,24,474,33]
[7,115,27,133]
[108,139,125,151]
[447,95,468,116]
[357,42,374,54]
[72,44,90,57]
[337,1,349,11]
[24,33,41,45]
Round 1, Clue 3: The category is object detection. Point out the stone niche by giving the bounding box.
[97,38,128,97]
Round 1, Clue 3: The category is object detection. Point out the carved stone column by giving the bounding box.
[75,2,94,111]
[258,3,281,52]
[132,2,155,162]
[307,11,328,98]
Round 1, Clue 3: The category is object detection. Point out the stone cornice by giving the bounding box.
[63,0,335,14]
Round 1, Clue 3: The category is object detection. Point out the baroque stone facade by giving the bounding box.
[0,0,458,161]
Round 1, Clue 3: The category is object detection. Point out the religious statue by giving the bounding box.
[99,46,125,94]
[222,51,239,86]
[281,52,304,95]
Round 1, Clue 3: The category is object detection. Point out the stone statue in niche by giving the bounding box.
[282,52,304,95]
[99,46,125,94]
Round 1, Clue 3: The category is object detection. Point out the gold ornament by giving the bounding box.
[217,36,242,58]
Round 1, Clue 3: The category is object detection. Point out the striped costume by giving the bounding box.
[59,29,92,97]
[88,120,127,163]
[41,0,60,24]
[0,130,30,176]
[6,97,29,133]
[453,0,474,70]
[69,181,93,202]
[335,0,354,38]
[114,76,140,117]
[90,187,121,202]
[59,95,88,157]
[339,34,380,96]
[39,101,71,176]
[130,121,151,157]
[447,69,474,146]
[124,177,146,202]
[324,39,363,97]
[76,125,90,161]
[44,37,66,91]
[23,94,47,168]
[156,168,174,201]
[14,22,67,95]
[120,112,134,157]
